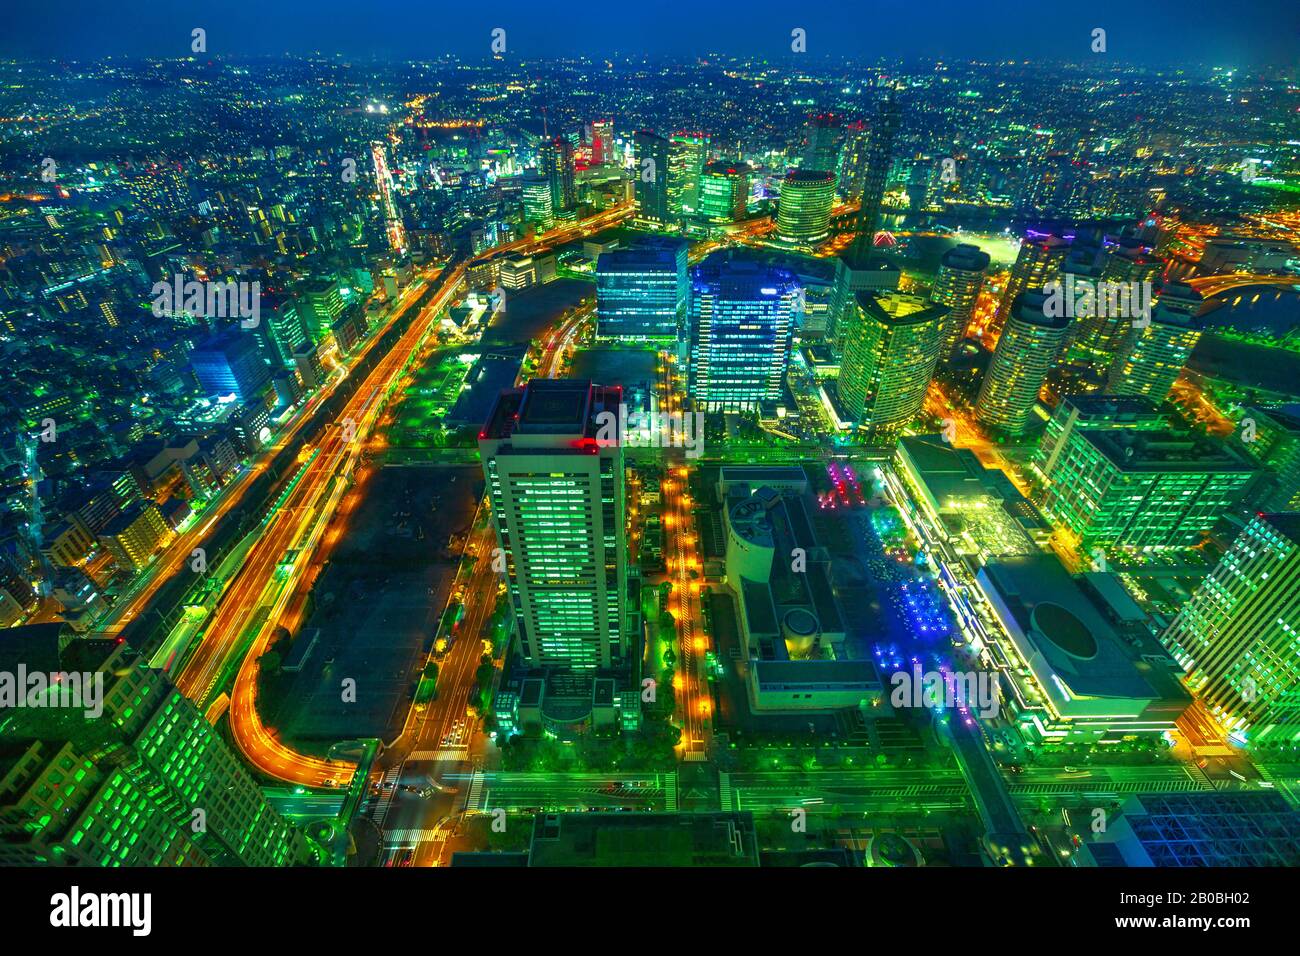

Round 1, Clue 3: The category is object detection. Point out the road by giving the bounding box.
[721,767,971,814]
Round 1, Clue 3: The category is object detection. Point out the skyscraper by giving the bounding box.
[837,291,945,440]
[776,170,836,244]
[521,171,555,231]
[1106,284,1205,403]
[976,290,1071,435]
[538,136,577,219]
[689,254,798,411]
[668,132,710,218]
[931,244,991,358]
[847,91,900,268]
[297,278,345,344]
[632,130,671,225]
[1160,513,1300,743]
[596,239,688,341]
[590,118,614,166]
[1235,406,1300,512]
[802,112,844,176]
[698,161,750,224]
[479,380,629,671]
[0,632,306,866]
[990,234,1069,339]
[1039,428,1256,551]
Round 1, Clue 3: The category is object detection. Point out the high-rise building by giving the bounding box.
[98,501,173,571]
[538,137,577,219]
[1234,406,1300,512]
[990,234,1069,339]
[689,255,798,411]
[632,130,671,225]
[1160,513,1300,743]
[668,132,710,218]
[125,162,190,218]
[297,278,345,344]
[847,91,900,268]
[698,161,750,224]
[190,329,271,403]
[837,291,945,440]
[262,299,310,367]
[479,380,628,671]
[590,118,614,166]
[1040,428,1257,551]
[931,244,991,358]
[1106,284,1205,403]
[521,172,555,231]
[0,632,307,866]
[1034,395,1166,479]
[776,170,836,244]
[801,113,844,176]
[595,239,688,341]
[976,290,1071,435]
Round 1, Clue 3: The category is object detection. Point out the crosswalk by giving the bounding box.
[664,772,679,812]
[370,766,401,826]
[383,828,447,847]
[465,765,485,812]
[1008,777,1210,796]
[408,746,468,762]
[683,750,709,763]
[717,772,732,812]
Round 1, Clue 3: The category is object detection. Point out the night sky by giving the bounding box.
[4,0,1298,65]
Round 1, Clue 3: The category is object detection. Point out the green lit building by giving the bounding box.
[776,169,835,244]
[976,290,1071,436]
[479,380,629,671]
[1161,513,1300,744]
[297,277,344,344]
[1039,428,1257,551]
[698,160,749,224]
[0,630,307,867]
[837,291,945,441]
[1235,405,1300,511]
[538,136,577,219]
[1034,394,1166,480]
[990,234,1068,339]
[668,132,710,218]
[521,171,555,231]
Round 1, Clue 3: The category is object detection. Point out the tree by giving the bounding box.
[259,651,282,676]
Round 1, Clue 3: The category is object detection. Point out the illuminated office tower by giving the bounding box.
[838,120,870,198]
[190,329,272,403]
[1034,394,1165,480]
[1039,428,1256,551]
[632,130,671,224]
[975,290,1071,435]
[990,234,1069,338]
[478,380,628,671]
[931,243,990,358]
[1234,406,1300,512]
[802,112,844,175]
[698,161,750,223]
[846,90,900,268]
[776,170,836,244]
[1160,513,1300,743]
[595,239,687,341]
[1069,246,1164,366]
[0,634,307,866]
[538,136,577,218]
[689,254,797,411]
[521,171,555,231]
[590,118,614,166]
[1106,284,1205,403]
[262,298,310,366]
[669,132,710,217]
[297,277,345,343]
[837,291,945,440]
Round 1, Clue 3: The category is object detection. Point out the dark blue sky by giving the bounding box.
[5,0,1297,65]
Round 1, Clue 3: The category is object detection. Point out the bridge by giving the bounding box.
[1186,273,1300,298]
